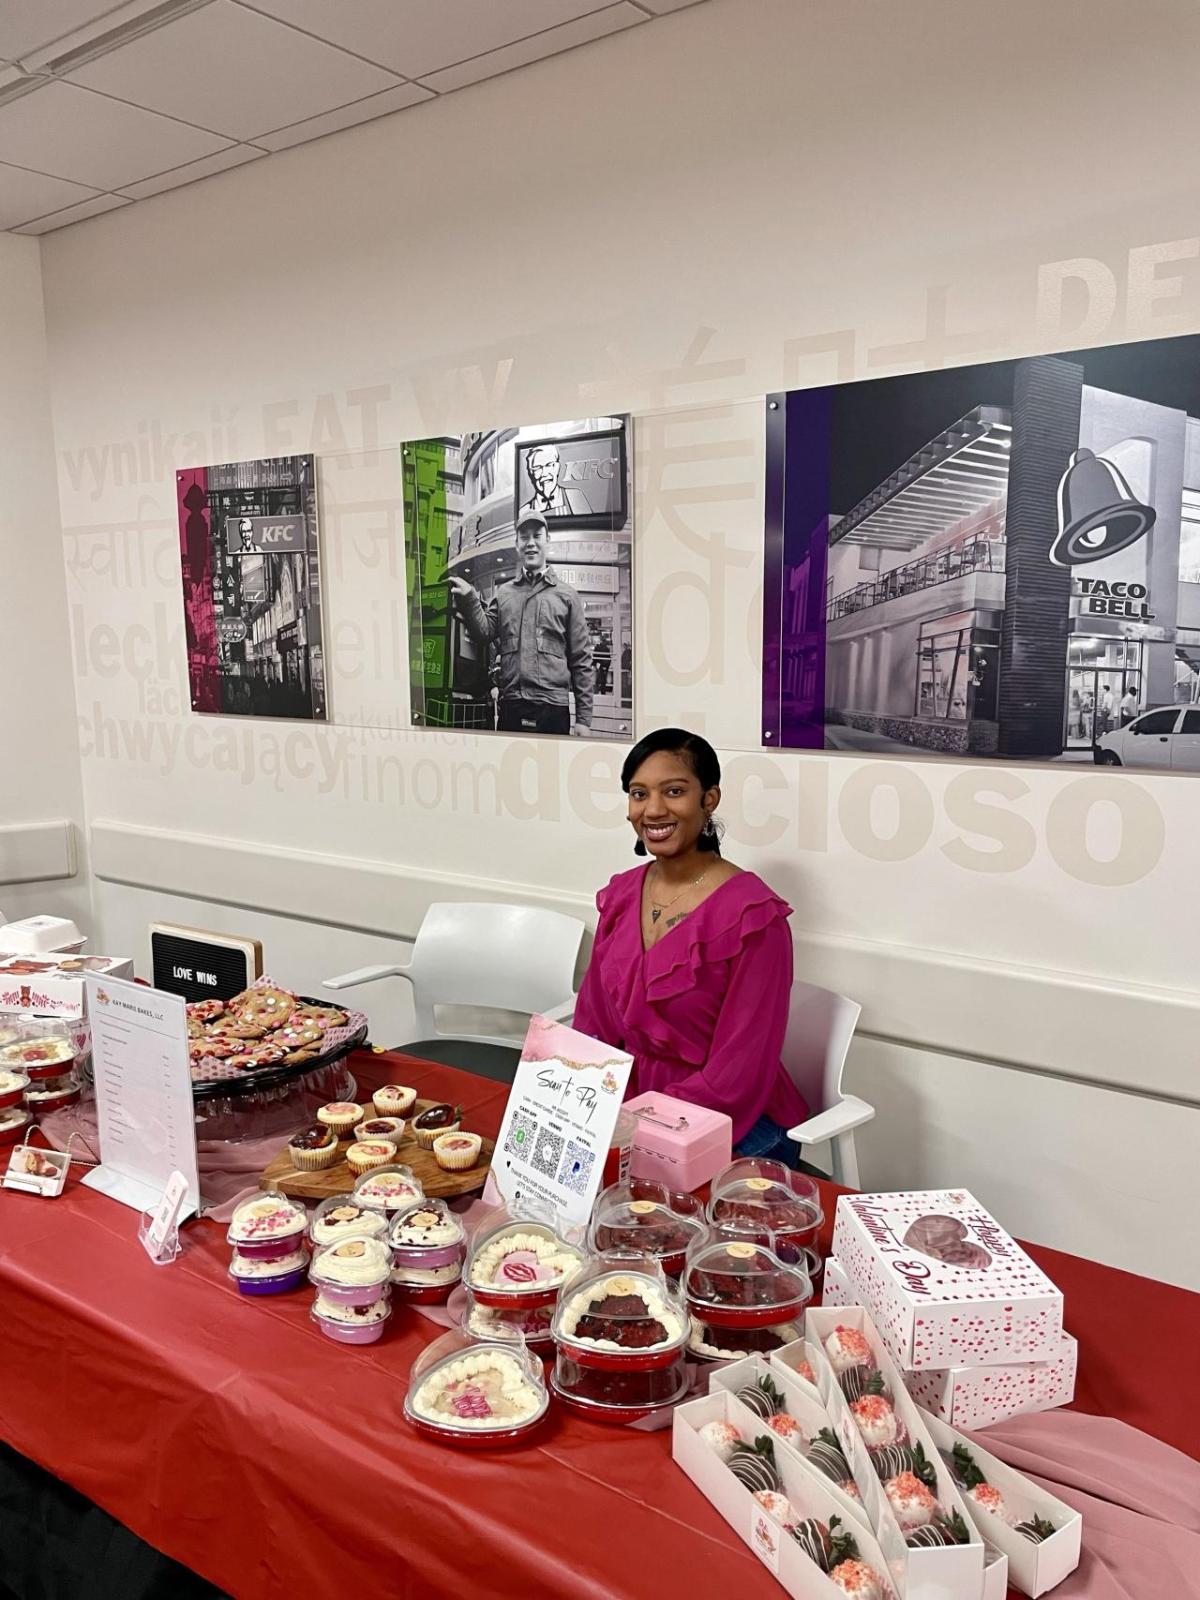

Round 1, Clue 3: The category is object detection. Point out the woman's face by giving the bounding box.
[626,750,717,859]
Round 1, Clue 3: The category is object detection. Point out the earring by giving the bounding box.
[633,837,647,856]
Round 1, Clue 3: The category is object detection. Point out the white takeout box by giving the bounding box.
[708,1353,873,1534]
[919,1410,1082,1596]
[822,1255,1077,1429]
[804,1305,986,1600]
[0,916,85,955]
[672,1387,901,1600]
[831,1191,1064,1371]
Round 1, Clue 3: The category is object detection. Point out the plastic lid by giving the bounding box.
[0,1025,77,1071]
[0,1068,32,1093]
[553,1256,690,1360]
[351,1163,424,1209]
[708,1159,822,1237]
[390,1197,466,1250]
[405,1329,548,1436]
[682,1237,812,1327]
[226,1190,308,1246]
[309,1196,389,1241]
[589,1181,707,1265]
[466,1206,585,1299]
[309,1235,392,1288]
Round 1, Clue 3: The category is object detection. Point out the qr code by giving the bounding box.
[531,1126,565,1180]
[557,1141,595,1197]
[504,1109,538,1161]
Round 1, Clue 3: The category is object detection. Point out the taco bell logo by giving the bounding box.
[1049,448,1156,566]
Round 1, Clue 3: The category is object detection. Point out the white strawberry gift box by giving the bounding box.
[831,1191,1064,1372]
[822,1254,1077,1430]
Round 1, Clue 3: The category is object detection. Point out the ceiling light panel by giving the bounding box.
[0,79,229,188]
[67,0,400,140]
[240,0,623,80]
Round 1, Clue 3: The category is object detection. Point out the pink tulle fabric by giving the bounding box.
[572,866,806,1143]
[968,1410,1200,1599]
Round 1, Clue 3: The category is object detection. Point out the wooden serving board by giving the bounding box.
[260,1099,494,1202]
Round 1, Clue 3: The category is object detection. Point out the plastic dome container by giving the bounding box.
[226,1191,309,1260]
[465,1207,585,1311]
[683,1237,812,1329]
[0,1068,31,1111]
[404,1330,549,1447]
[351,1163,423,1213]
[24,1074,82,1114]
[390,1198,467,1272]
[309,1235,392,1307]
[311,1291,391,1345]
[461,1288,555,1352]
[707,1158,824,1250]
[229,1248,309,1296]
[0,1026,78,1082]
[549,1349,690,1423]
[687,1318,805,1362]
[309,1195,389,1248]
[588,1181,707,1277]
[553,1257,690,1371]
[0,1106,31,1148]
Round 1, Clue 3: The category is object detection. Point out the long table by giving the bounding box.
[1,1051,1197,1599]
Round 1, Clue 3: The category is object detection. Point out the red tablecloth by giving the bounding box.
[0,1050,1196,1600]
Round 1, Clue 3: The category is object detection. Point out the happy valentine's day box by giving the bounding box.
[831,1191,1064,1372]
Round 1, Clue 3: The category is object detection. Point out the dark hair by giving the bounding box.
[621,728,723,856]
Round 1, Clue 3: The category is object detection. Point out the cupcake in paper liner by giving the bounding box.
[432,1132,481,1171]
[287,1123,341,1171]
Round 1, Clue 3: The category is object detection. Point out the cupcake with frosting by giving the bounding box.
[346,1138,398,1175]
[287,1123,340,1171]
[373,1084,417,1118]
[433,1132,481,1171]
[316,1101,363,1138]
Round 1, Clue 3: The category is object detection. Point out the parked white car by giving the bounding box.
[1094,705,1200,769]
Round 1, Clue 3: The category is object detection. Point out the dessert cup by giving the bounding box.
[553,1258,690,1371]
[0,1106,32,1148]
[0,1069,31,1111]
[311,1292,391,1344]
[683,1237,812,1330]
[588,1181,707,1277]
[351,1163,423,1213]
[309,1235,392,1307]
[229,1249,309,1296]
[390,1198,467,1271]
[226,1192,309,1260]
[549,1350,689,1423]
[707,1159,824,1250]
[404,1331,549,1447]
[23,1074,82,1113]
[466,1211,584,1310]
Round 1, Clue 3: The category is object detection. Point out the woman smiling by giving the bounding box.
[572,728,808,1163]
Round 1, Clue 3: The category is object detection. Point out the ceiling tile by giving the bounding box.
[115,141,266,199]
[12,191,131,233]
[633,0,706,11]
[0,80,229,188]
[240,0,618,79]
[69,0,401,141]
[254,81,432,151]
[0,159,100,230]
[0,1,127,62]
[417,2,645,94]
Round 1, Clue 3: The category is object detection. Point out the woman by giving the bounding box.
[572,727,808,1165]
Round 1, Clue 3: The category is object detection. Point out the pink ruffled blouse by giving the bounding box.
[571,866,808,1144]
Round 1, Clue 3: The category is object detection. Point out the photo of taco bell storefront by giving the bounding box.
[770,336,1200,765]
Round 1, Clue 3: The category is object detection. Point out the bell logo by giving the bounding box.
[1049,448,1156,566]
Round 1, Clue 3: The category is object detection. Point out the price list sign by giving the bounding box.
[83,975,200,1219]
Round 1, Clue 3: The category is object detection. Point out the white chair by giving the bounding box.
[783,979,872,1187]
[322,902,583,1083]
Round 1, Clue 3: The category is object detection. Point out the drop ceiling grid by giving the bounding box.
[0,0,707,233]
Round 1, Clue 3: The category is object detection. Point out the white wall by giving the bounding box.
[32,0,1200,1287]
[0,234,87,928]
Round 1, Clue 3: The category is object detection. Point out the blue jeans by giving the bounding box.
[734,1115,826,1179]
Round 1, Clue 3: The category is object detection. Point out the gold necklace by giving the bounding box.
[648,861,713,923]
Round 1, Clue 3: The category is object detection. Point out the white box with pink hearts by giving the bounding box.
[830,1191,1064,1373]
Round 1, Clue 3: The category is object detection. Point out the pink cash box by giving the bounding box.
[623,1091,732,1193]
